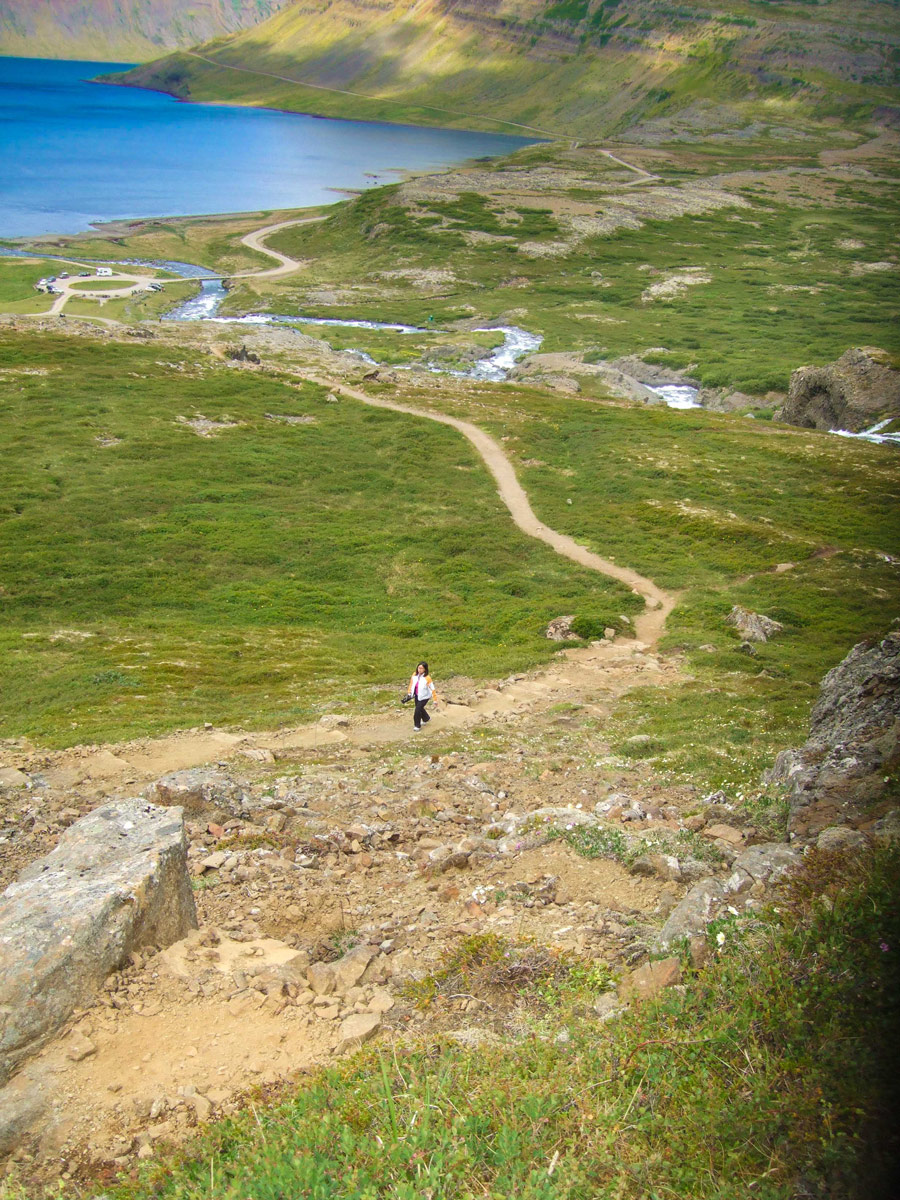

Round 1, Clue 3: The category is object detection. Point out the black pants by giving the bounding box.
[413,698,430,729]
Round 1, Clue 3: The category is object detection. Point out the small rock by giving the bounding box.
[336,1012,381,1052]
[816,826,866,852]
[545,616,578,642]
[367,988,394,1014]
[319,714,350,729]
[703,823,744,846]
[726,605,783,643]
[619,956,682,1001]
[66,1033,96,1062]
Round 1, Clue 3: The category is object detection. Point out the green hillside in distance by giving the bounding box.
[0,0,293,63]
[109,0,900,138]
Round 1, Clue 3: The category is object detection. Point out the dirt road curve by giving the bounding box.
[230,216,325,279]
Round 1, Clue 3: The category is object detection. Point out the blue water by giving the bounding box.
[0,56,534,238]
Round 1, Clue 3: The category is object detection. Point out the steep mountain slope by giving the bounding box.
[111,0,900,137]
[0,0,293,63]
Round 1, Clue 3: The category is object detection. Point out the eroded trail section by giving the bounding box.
[314,379,677,645]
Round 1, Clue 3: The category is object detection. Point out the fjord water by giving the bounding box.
[0,57,532,238]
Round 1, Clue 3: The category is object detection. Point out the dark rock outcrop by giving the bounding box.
[780,347,900,433]
[766,630,900,840]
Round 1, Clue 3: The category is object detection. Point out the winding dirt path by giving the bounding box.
[230,216,325,279]
[8,214,678,784]
[309,377,676,645]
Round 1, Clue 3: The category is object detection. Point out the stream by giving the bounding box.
[6,247,896,430]
[163,278,544,383]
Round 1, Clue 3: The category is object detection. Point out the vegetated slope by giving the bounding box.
[110,0,900,137]
[0,0,293,63]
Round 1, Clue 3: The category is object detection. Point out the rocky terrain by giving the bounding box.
[1,626,896,1186]
[781,347,900,434]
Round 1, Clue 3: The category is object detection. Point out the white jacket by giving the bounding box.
[409,673,434,701]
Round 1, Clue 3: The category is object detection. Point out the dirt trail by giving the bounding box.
[230,216,325,279]
[311,377,677,645]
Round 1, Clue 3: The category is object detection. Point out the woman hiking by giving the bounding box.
[405,661,439,732]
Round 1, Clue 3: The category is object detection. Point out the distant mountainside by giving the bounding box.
[0,0,293,62]
[109,0,900,138]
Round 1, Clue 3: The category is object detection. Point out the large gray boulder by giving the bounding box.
[0,800,196,1084]
[780,347,900,433]
[144,767,247,819]
[766,631,900,839]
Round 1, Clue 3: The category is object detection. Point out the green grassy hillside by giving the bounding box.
[110,0,900,138]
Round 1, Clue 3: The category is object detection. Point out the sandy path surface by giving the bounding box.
[312,378,677,645]
[230,216,325,279]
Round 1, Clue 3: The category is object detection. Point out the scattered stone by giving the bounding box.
[66,1033,96,1063]
[629,853,680,881]
[545,616,579,641]
[725,606,784,643]
[816,826,867,852]
[655,879,724,949]
[731,843,801,884]
[319,714,350,729]
[703,823,744,846]
[144,769,246,820]
[307,944,377,997]
[367,988,395,1014]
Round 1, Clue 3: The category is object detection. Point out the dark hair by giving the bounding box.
[417,661,429,674]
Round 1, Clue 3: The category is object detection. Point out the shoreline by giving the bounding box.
[97,71,550,142]
[0,54,540,243]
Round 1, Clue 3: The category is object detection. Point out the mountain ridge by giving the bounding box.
[0,0,294,62]
[108,0,900,139]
